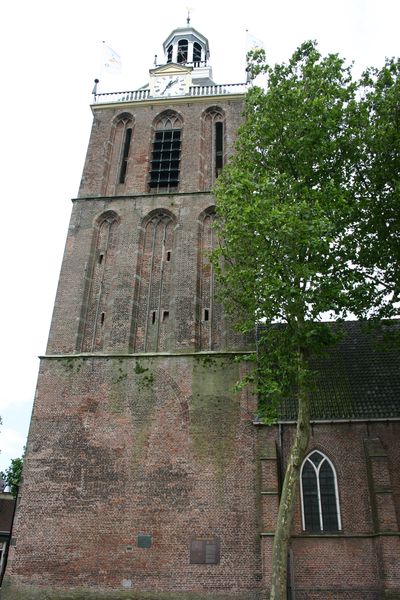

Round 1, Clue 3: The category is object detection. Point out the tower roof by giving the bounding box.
[163,26,210,60]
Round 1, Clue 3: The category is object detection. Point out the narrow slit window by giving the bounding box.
[162,311,169,322]
[119,127,132,184]
[99,253,104,265]
[215,122,223,177]
[166,250,171,262]
[101,312,105,325]
[152,311,156,324]
[204,308,209,322]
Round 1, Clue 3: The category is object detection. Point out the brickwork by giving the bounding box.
[259,422,400,598]
[78,97,243,198]
[3,33,400,600]
[6,355,261,597]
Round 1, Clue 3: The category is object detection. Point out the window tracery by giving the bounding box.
[132,211,175,352]
[149,112,182,191]
[200,107,225,190]
[300,450,341,532]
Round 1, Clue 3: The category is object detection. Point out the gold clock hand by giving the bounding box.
[162,78,178,94]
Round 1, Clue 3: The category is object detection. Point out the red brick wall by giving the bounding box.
[259,422,400,598]
[78,97,244,198]
[7,355,262,598]
[5,91,400,600]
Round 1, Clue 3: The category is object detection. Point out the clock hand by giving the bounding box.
[162,77,178,94]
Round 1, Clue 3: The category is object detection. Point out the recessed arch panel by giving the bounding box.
[196,207,222,350]
[132,211,176,352]
[200,107,225,190]
[81,211,120,352]
[102,113,134,195]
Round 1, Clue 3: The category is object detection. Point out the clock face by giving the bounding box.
[153,75,186,97]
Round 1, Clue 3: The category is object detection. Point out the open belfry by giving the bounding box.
[4,21,400,600]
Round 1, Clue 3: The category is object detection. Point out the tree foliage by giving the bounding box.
[1,456,23,498]
[214,41,365,416]
[352,57,400,318]
[212,41,399,600]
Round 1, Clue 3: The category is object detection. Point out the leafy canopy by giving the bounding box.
[212,41,396,420]
[351,57,400,318]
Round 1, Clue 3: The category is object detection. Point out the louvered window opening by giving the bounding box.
[119,127,132,184]
[149,129,181,190]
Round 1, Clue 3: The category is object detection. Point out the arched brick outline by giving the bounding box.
[196,207,222,350]
[149,110,183,192]
[101,112,134,195]
[131,210,176,352]
[300,450,342,532]
[80,210,120,352]
[199,106,225,191]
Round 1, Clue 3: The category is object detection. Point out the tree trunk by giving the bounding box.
[269,382,311,600]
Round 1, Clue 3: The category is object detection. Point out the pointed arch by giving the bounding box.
[80,210,120,352]
[102,112,134,195]
[196,207,222,350]
[132,210,176,352]
[300,450,342,532]
[200,107,225,190]
[149,111,183,191]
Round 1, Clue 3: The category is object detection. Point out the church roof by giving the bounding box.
[262,321,400,422]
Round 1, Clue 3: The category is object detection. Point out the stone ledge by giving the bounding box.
[0,581,263,600]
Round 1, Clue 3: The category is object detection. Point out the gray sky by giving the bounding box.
[0,0,399,471]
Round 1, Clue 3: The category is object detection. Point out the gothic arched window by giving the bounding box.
[300,451,341,532]
[201,107,225,189]
[149,112,182,191]
[101,113,134,195]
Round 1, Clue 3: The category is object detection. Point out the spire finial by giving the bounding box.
[186,7,191,24]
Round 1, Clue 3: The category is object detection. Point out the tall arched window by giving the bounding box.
[177,39,188,63]
[300,451,341,532]
[167,44,173,63]
[200,107,225,190]
[193,42,202,64]
[102,113,134,194]
[149,112,182,191]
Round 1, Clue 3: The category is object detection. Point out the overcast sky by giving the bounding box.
[0,0,399,472]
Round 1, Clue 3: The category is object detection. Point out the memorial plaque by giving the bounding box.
[137,534,152,548]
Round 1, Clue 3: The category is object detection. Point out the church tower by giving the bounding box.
[4,20,400,600]
[4,23,262,600]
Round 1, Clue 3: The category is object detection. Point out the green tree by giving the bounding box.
[212,42,392,600]
[1,456,24,498]
[351,58,400,319]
